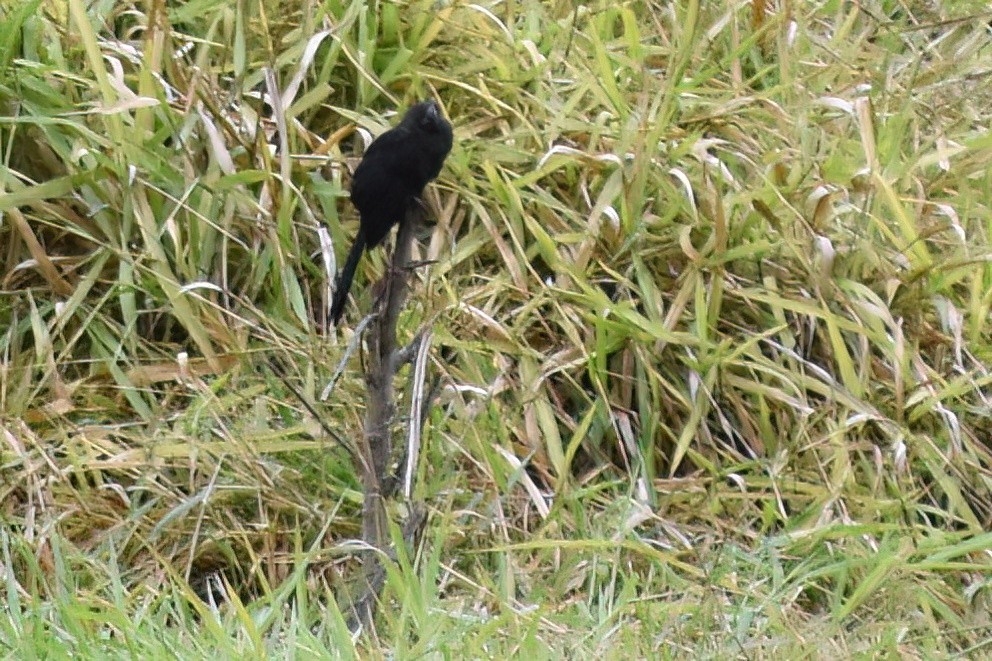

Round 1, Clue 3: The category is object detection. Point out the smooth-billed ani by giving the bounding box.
[330,99,453,325]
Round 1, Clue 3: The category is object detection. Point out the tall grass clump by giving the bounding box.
[2,0,992,656]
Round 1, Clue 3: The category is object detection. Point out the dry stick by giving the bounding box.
[266,358,361,466]
[350,204,425,630]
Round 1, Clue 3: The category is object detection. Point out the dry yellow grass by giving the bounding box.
[2,0,992,656]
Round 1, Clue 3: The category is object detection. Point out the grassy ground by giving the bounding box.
[3,0,992,657]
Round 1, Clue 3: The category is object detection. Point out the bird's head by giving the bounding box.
[406,99,449,134]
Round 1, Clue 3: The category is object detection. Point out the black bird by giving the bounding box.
[330,99,453,325]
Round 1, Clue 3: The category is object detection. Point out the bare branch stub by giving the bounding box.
[350,204,424,629]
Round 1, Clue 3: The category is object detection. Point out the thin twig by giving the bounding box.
[266,358,362,467]
[320,310,380,401]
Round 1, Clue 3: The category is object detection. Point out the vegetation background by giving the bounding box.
[2,0,992,657]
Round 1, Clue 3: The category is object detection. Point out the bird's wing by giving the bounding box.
[358,125,410,163]
[352,127,408,189]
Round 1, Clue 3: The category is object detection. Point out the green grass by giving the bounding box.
[3,0,992,656]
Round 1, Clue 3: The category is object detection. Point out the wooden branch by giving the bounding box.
[349,204,425,630]
[347,502,427,630]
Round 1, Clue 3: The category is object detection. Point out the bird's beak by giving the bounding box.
[425,100,440,120]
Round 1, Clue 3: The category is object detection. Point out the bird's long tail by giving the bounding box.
[330,230,366,325]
